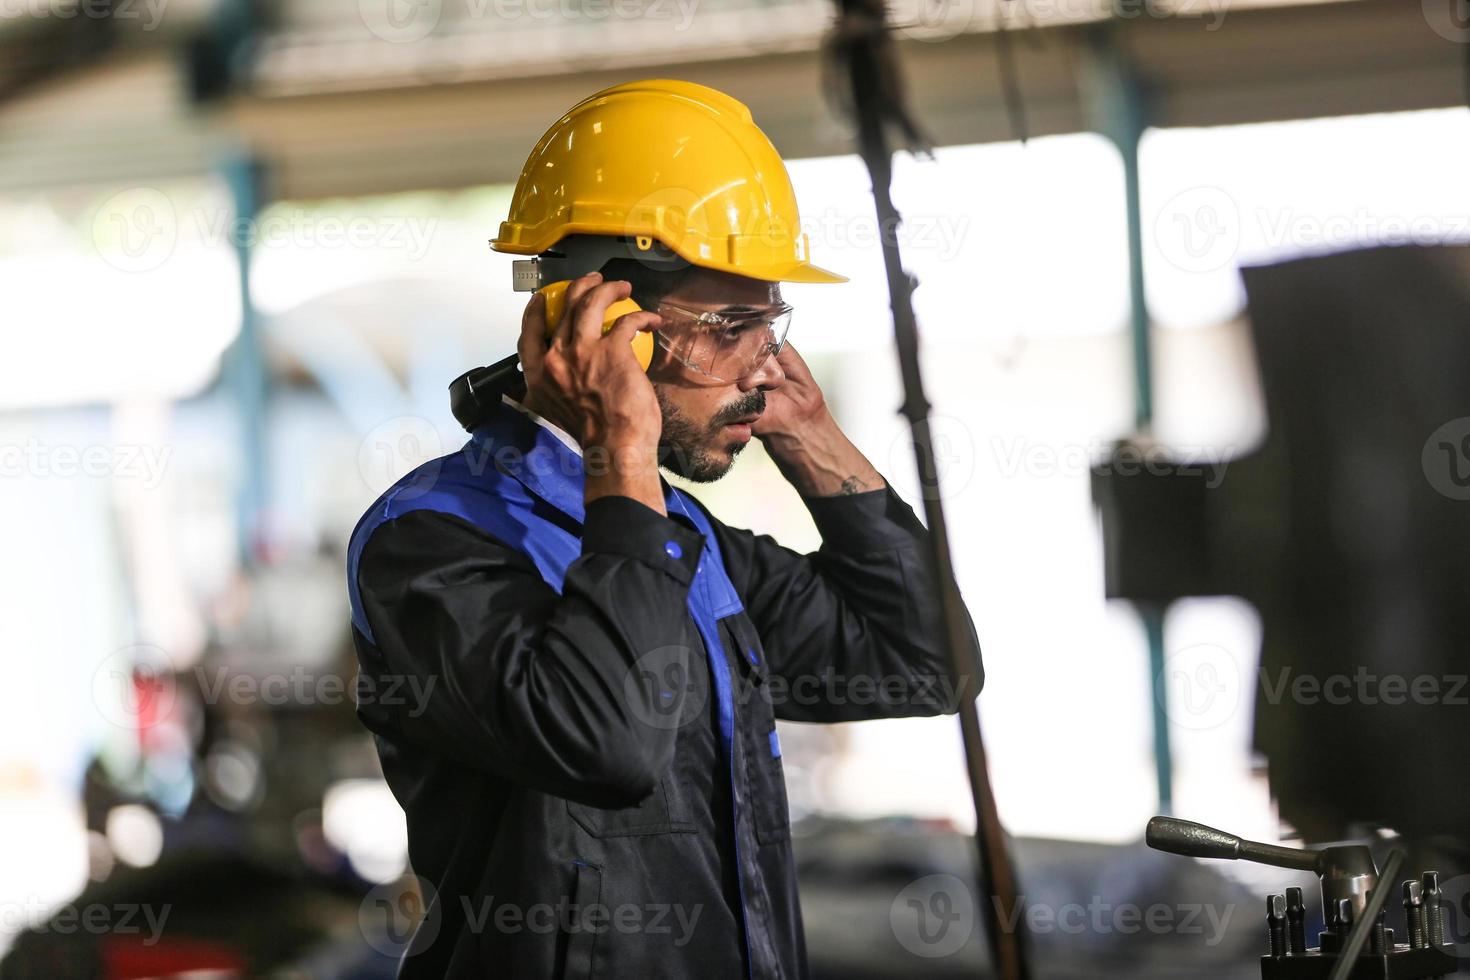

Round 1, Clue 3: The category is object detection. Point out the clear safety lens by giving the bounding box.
[653,302,792,382]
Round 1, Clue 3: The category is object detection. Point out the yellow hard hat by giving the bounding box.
[492,79,846,285]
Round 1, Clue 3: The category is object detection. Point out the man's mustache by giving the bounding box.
[711,391,766,431]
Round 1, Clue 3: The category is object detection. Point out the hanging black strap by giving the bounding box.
[825,4,1032,978]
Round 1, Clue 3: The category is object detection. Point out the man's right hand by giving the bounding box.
[517,271,667,515]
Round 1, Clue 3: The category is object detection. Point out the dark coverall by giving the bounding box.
[347,398,981,978]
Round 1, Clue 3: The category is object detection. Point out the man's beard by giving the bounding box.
[656,387,766,483]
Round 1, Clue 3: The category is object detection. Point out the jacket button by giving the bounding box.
[664,540,683,560]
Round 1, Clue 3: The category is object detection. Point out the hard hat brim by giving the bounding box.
[757,260,849,285]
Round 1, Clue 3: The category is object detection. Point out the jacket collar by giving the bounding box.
[469,400,745,620]
[468,400,591,523]
[501,394,582,456]
[472,398,689,527]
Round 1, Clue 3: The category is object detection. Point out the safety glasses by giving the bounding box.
[652,301,793,383]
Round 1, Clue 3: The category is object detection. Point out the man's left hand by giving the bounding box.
[751,343,831,442]
[752,343,885,498]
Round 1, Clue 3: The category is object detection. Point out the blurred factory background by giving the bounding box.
[4,0,1470,976]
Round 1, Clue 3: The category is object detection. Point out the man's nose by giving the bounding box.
[738,352,784,392]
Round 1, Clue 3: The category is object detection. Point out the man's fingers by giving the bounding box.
[569,280,635,346]
[549,272,603,349]
[555,271,605,347]
[774,341,810,380]
[518,291,548,376]
[603,310,662,352]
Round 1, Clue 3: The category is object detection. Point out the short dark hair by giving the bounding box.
[598,257,696,312]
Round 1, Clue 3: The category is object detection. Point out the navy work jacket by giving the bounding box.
[347,400,979,979]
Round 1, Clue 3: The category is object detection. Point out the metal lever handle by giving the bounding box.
[1146,816,1324,873]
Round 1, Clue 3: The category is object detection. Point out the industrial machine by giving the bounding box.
[1146,816,1458,979]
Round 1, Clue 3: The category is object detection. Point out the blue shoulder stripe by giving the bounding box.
[346,440,581,645]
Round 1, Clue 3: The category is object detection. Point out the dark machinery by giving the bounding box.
[1092,247,1470,976]
[1147,816,1457,979]
[1094,247,1470,844]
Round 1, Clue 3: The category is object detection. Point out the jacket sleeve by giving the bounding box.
[699,484,983,723]
[352,495,706,808]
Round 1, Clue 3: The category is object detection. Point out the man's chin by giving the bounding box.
[659,440,745,483]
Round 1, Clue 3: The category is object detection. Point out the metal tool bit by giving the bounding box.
[1403,879,1425,950]
[1423,871,1445,948]
[1267,894,1287,958]
[1285,885,1306,956]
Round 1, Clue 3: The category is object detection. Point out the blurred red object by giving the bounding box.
[102,934,245,979]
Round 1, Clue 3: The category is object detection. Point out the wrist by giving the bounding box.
[584,443,665,515]
[763,416,883,498]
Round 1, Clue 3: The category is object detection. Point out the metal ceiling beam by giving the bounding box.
[222,1,1470,199]
[0,1,1463,196]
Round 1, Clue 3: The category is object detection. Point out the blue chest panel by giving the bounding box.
[346,407,743,649]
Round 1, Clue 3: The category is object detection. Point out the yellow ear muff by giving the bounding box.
[537,280,654,371]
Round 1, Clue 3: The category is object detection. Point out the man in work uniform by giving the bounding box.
[347,79,982,978]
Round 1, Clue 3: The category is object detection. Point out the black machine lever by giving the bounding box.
[1146,815,1379,917]
[1147,816,1326,873]
[1144,815,1455,979]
